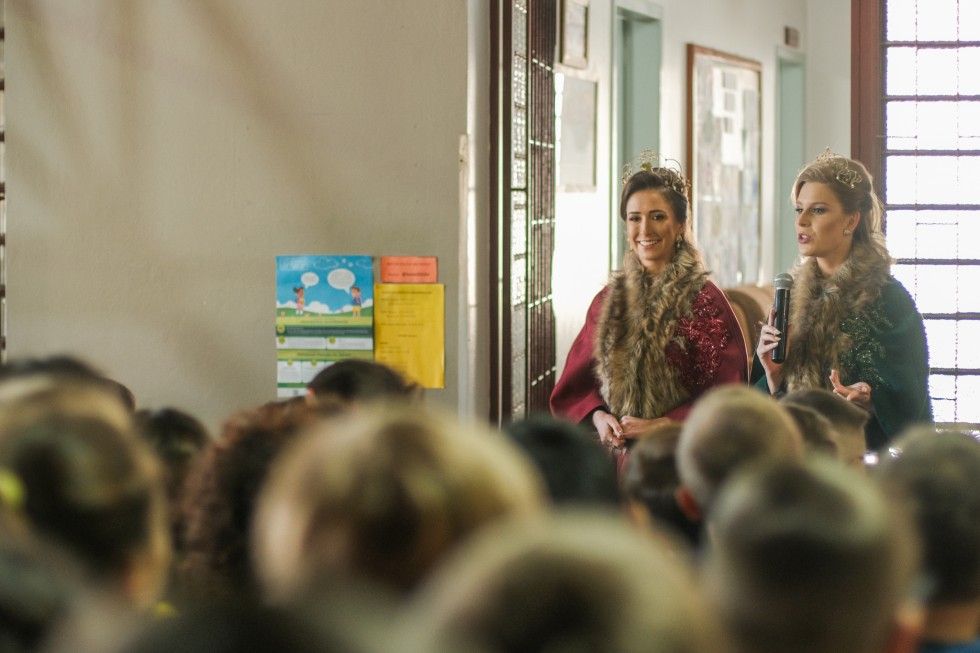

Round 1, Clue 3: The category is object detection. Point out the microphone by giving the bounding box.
[771,273,793,364]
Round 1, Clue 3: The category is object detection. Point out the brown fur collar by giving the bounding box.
[594,242,708,417]
[783,242,891,391]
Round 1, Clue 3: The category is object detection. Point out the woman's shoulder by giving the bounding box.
[877,275,922,317]
[880,275,915,304]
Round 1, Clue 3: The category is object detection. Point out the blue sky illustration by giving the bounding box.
[276,255,373,313]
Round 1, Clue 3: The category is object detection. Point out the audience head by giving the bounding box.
[406,511,726,653]
[705,458,919,653]
[781,403,839,458]
[0,355,135,412]
[134,408,209,552]
[0,529,85,653]
[504,414,618,506]
[792,152,885,250]
[782,388,869,468]
[121,600,362,653]
[306,359,417,406]
[0,385,169,609]
[253,406,544,599]
[621,423,700,544]
[178,398,317,600]
[676,386,803,517]
[878,427,980,608]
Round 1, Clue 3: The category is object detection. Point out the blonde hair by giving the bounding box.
[406,511,727,653]
[253,406,544,599]
[792,153,890,261]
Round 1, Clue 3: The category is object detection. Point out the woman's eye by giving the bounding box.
[628,215,640,222]
[794,207,803,214]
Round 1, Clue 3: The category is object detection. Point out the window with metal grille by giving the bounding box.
[881,0,980,423]
[490,0,558,423]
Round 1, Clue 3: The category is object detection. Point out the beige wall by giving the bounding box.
[806,0,851,156]
[6,0,851,425]
[7,1,471,428]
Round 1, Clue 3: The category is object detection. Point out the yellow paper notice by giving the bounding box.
[374,284,445,388]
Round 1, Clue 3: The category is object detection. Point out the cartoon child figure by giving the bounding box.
[350,286,362,317]
[293,286,305,315]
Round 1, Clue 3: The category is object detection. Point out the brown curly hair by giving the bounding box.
[177,398,318,600]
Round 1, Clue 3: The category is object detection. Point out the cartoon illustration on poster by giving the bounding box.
[275,255,374,398]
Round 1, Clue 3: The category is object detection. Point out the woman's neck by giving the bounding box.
[816,245,853,278]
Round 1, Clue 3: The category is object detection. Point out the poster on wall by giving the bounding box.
[374,283,445,389]
[275,255,374,398]
[687,44,762,287]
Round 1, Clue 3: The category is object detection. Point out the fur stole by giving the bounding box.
[594,242,709,418]
[783,241,892,391]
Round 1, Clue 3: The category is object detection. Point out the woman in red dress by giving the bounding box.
[550,162,747,461]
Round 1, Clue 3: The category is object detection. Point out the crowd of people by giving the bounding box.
[0,354,976,653]
[0,150,975,652]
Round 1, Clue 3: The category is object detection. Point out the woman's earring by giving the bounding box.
[675,238,683,251]
[843,229,852,236]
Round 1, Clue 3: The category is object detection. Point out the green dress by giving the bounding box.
[753,277,932,450]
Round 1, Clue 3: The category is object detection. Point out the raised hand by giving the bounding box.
[829,368,872,410]
[757,307,785,394]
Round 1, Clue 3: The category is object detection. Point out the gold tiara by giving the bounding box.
[814,148,862,190]
[621,149,690,198]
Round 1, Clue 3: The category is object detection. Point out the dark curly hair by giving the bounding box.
[177,399,317,600]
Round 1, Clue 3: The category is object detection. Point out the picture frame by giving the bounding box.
[686,44,763,287]
[560,0,589,69]
[558,75,598,190]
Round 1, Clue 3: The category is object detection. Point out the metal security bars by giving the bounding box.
[882,0,980,422]
[490,0,557,423]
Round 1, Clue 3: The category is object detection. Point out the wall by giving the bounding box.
[6,1,471,428]
[805,0,851,157]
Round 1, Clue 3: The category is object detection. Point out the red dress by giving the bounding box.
[550,281,747,425]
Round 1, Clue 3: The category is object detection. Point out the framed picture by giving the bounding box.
[558,75,597,190]
[561,0,589,69]
[686,44,762,287]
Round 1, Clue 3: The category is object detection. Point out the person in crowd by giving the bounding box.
[504,414,619,506]
[755,150,931,450]
[0,525,86,653]
[403,511,727,653]
[306,358,419,406]
[781,402,839,457]
[134,408,210,560]
[676,385,803,522]
[0,355,136,412]
[120,600,367,653]
[550,154,747,467]
[782,387,869,468]
[177,398,318,601]
[252,406,544,601]
[621,422,701,546]
[705,458,921,653]
[0,384,170,611]
[878,428,980,653]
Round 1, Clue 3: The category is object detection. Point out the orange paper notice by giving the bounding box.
[380,256,438,283]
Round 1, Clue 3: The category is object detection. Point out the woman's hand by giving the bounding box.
[756,307,785,394]
[620,416,673,438]
[829,369,872,410]
[592,410,625,449]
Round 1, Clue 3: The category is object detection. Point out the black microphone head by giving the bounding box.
[774,273,794,290]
